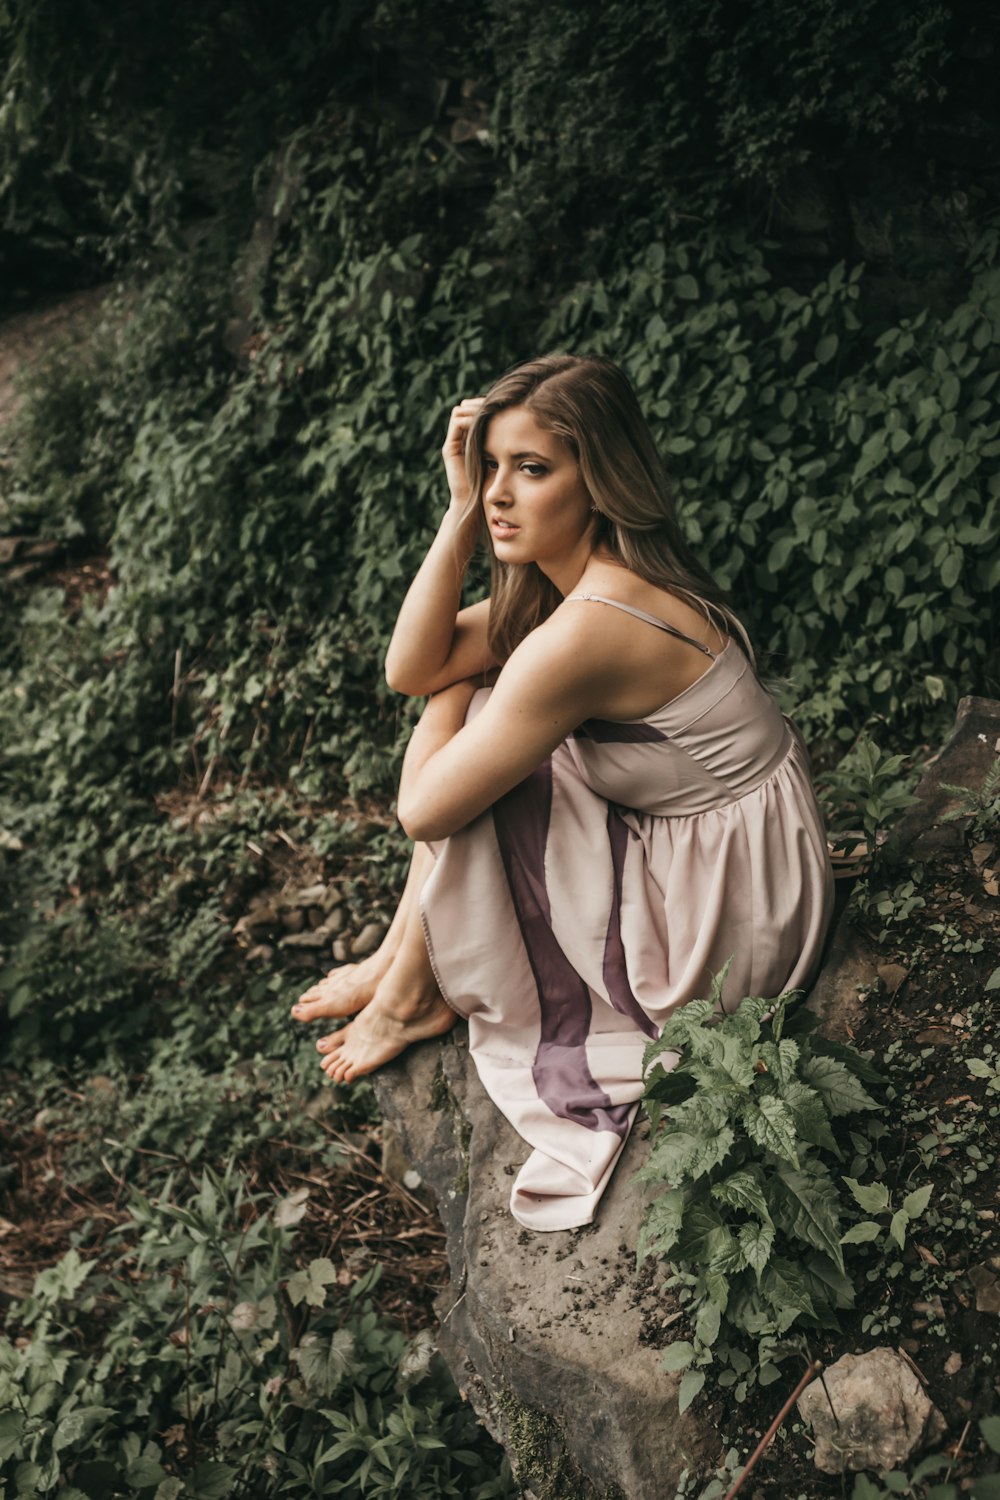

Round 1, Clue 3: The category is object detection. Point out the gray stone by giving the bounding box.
[884,697,1000,864]
[280,927,330,949]
[374,1035,709,1499]
[798,1348,946,1473]
[969,1258,1000,1314]
[351,921,386,957]
[295,883,329,905]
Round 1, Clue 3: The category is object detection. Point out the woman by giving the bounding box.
[291,354,834,1230]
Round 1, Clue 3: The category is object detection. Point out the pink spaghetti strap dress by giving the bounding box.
[419,594,835,1232]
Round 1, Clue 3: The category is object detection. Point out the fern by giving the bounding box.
[638,981,883,1411]
[941,754,1000,839]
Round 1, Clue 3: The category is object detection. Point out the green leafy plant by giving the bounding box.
[840,1178,932,1250]
[967,1047,1000,1094]
[637,971,883,1411]
[0,1166,514,1500]
[817,733,921,856]
[850,1415,1000,1499]
[942,755,1000,841]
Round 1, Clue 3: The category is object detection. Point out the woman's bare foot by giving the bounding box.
[316,976,455,1083]
[290,948,395,1023]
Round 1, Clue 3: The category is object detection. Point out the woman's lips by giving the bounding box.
[490,518,519,538]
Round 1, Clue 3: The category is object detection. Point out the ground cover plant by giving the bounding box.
[0,1006,516,1498]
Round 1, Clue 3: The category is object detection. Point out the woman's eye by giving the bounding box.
[522,463,547,477]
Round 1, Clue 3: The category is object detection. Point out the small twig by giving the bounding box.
[102,1137,182,1164]
[818,1367,841,1429]
[441,1288,467,1325]
[296,717,315,768]
[723,1360,823,1500]
[183,1267,196,1460]
[197,754,218,800]
[170,646,182,746]
[660,1308,686,1330]
[945,1417,972,1484]
[896,1344,930,1389]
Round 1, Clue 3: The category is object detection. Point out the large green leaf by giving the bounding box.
[639,1094,736,1183]
[780,1080,840,1155]
[803,1252,855,1313]
[842,1177,890,1214]
[840,1221,881,1244]
[678,1369,706,1414]
[770,1163,846,1272]
[643,999,716,1065]
[638,1187,689,1260]
[643,1063,696,1108]
[711,1167,772,1224]
[689,1032,755,1092]
[902,1183,932,1219]
[807,1038,883,1087]
[695,1300,722,1348]
[738,1222,774,1283]
[756,1038,800,1086]
[740,1095,800,1167]
[660,1340,695,1373]
[727,993,772,1046]
[800,1055,880,1116]
[761,1258,818,1331]
[676,1202,738,1269]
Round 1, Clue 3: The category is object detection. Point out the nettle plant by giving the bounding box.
[637,971,884,1412]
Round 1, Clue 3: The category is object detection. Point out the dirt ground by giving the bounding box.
[0,284,111,430]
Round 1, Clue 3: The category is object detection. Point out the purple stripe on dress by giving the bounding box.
[492,760,632,1139]
[603,807,659,1040]
[573,718,667,743]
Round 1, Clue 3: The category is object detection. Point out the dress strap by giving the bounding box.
[566,592,718,659]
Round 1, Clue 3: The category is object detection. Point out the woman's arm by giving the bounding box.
[384,399,499,697]
[396,613,609,842]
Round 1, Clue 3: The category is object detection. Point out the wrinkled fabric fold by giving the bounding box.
[420,646,834,1231]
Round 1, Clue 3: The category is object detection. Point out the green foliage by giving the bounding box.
[818,733,920,850]
[941,755,1000,840]
[850,1415,1000,1499]
[638,974,884,1409]
[480,0,964,276]
[840,1177,933,1251]
[0,1166,514,1500]
[0,0,393,294]
[539,234,1000,745]
[1,5,995,1492]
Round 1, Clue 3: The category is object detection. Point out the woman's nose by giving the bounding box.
[486,469,510,504]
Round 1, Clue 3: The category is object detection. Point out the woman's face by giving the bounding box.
[481,405,595,569]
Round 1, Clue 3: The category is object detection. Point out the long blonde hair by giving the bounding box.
[464,353,752,664]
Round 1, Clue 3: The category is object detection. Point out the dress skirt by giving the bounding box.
[420,641,834,1231]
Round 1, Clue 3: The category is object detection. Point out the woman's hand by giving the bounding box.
[442,398,484,507]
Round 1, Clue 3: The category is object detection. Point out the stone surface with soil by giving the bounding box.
[373,695,1000,1498]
